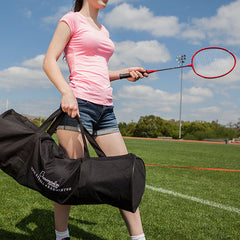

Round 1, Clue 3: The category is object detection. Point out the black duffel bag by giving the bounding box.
[0,108,145,212]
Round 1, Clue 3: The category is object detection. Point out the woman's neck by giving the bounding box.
[80,1,99,22]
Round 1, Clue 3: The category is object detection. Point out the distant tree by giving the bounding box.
[234,118,240,129]
[119,122,137,137]
[133,115,162,138]
[118,122,128,136]
[118,115,239,140]
[126,122,137,136]
[132,115,178,138]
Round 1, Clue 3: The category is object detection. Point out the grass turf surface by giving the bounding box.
[0,137,239,239]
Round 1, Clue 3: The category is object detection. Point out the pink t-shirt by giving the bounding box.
[60,12,115,106]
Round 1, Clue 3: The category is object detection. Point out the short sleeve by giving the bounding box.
[60,12,76,36]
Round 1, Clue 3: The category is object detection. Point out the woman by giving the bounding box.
[43,0,148,240]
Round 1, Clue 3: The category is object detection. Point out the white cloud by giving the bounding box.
[188,107,240,125]
[104,3,182,37]
[107,0,137,5]
[40,1,240,48]
[221,100,238,108]
[0,55,69,90]
[183,87,213,103]
[109,40,170,69]
[42,6,71,25]
[0,66,48,89]
[17,98,61,117]
[183,57,240,86]
[115,85,179,121]
[114,84,216,122]
[181,27,205,41]
[116,85,212,106]
[184,87,213,97]
[22,55,45,68]
[183,0,240,46]
[189,106,221,121]
[117,85,177,103]
[108,0,123,4]
[103,1,240,46]
[190,106,221,117]
[23,9,32,19]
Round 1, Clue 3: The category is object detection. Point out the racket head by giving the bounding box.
[191,47,236,79]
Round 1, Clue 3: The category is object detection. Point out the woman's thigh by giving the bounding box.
[94,132,128,156]
[57,129,86,159]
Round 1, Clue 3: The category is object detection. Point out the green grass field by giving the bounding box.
[0,138,239,240]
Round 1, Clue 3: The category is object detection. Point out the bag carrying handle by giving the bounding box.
[41,108,106,159]
[39,108,65,134]
[75,115,106,159]
[47,110,65,136]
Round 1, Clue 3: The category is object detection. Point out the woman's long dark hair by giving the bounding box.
[74,0,83,12]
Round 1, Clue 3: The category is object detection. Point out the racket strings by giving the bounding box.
[192,49,235,78]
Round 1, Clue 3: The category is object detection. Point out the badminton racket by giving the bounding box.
[119,47,236,79]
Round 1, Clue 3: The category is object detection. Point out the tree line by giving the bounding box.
[31,115,240,141]
[118,115,240,140]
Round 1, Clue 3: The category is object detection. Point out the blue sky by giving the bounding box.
[1,0,240,125]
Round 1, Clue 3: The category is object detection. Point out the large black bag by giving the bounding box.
[0,108,145,212]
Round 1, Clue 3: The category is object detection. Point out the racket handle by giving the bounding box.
[119,71,147,79]
[119,73,131,79]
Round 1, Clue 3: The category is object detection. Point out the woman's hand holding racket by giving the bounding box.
[123,67,148,82]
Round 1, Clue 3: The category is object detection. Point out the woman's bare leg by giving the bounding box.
[54,203,71,232]
[54,129,85,232]
[95,132,144,236]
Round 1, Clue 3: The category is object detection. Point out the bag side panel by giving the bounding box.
[77,154,135,211]
[0,115,36,179]
[131,154,146,212]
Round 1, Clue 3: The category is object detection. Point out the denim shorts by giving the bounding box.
[57,99,119,136]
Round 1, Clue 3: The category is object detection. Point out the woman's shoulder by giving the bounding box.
[60,12,81,36]
[61,11,87,26]
[61,11,79,20]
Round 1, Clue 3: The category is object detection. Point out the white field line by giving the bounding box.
[146,185,240,215]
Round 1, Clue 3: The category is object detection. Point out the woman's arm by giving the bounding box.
[42,22,78,118]
[109,67,148,82]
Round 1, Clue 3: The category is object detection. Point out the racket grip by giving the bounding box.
[119,71,147,79]
[119,73,131,79]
